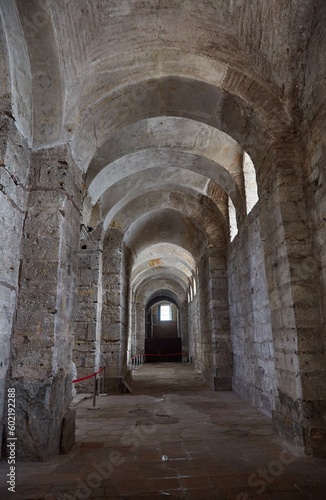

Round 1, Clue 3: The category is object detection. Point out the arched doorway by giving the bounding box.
[145,296,182,363]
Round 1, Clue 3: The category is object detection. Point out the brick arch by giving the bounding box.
[131,279,189,358]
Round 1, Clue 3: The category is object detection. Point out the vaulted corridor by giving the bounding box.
[1,1,326,496]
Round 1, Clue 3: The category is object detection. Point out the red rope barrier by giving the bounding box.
[72,367,105,384]
[130,352,186,360]
[145,352,183,357]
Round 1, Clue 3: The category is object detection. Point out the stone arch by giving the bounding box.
[14,0,63,147]
[133,280,189,359]
[71,76,285,173]
[109,194,228,252]
[91,149,245,226]
[0,1,33,142]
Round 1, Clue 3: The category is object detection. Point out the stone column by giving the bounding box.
[179,300,189,360]
[0,108,30,458]
[9,145,82,460]
[73,226,102,392]
[194,247,232,390]
[207,247,233,390]
[101,229,131,386]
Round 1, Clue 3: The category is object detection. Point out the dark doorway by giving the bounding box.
[145,297,182,362]
[145,337,182,363]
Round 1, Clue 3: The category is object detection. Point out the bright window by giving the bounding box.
[243,152,258,214]
[160,304,172,321]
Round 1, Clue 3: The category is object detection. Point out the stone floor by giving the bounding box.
[1,363,326,499]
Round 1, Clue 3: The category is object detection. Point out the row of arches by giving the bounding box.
[0,0,325,462]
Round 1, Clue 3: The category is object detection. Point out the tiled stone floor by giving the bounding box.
[1,363,326,499]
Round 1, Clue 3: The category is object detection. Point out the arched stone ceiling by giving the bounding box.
[132,256,193,284]
[132,257,193,284]
[86,117,243,184]
[90,150,244,219]
[0,1,33,143]
[89,150,233,201]
[107,191,227,250]
[12,0,311,152]
[48,0,305,95]
[102,183,229,238]
[123,208,208,261]
[133,265,191,293]
[71,76,286,172]
[146,295,179,311]
[131,243,196,300]
[98,166,209,216]
[135,271,189,295]
[132,244,196,276]
[137,282,187,306]
[87,116,246,224]
[50,0,298,140]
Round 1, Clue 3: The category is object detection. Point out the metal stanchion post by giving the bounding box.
[99,367,107,397]
[88,373,100,410]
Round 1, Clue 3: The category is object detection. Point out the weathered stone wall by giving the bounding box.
[73,228,102,392]
[188,291,201,367]
[180,301,189,358]
[228,204,276,417]
[0,112,30,458]
[101,229,131,385]
[191,253,211,380]
[300,2,326,456]
[255,140,326,455]
[191,247,232,390]
[120,243,131,380]
[132,298,144,355]
[9,146,82,460]
[101,229,123,378]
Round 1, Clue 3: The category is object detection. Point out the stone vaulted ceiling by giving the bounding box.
[10,0,312,300]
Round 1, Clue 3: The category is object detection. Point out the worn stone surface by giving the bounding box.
[1,364,326,499]
[229,204,276,417]
[0,115,30,459]
[8,147,82,460]
[73,228,102,392]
